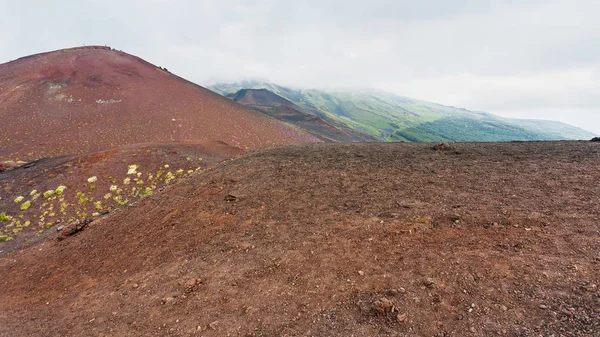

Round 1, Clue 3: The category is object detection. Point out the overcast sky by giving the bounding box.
[1,0,598,134]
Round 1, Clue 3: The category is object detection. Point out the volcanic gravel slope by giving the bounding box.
[0,141,244,253]
[0,46,318,161]
[1,141,599,336]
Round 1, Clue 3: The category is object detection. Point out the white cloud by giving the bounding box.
[0,0,598,134]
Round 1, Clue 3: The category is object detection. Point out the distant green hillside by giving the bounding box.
[209,81,597,142]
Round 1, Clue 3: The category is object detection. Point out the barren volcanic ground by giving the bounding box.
[0,46,317,161]
[0,141,243,253]
[1,142,599,336]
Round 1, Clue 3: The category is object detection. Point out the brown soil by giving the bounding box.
[0,46,318,161]
[1,141,599,336]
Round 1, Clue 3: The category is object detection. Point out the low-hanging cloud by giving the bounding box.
[0,0,598,133]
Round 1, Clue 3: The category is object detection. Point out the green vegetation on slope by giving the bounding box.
[209,81,597,142]
[396,116,554,142]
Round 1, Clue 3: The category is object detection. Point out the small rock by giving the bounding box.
[208,321,219,330]
[423,277,437,288]
[470,327,477,333]
[539,304,548,309]
[582,283,597,292]
[224,194,238,202]
[162,297,176,305]
[385,288,405,296]
[396,313,407,322]
[184,278,199,292]
[433,143,451,151]
[132,283,139,289]
[372,297,395,314]
[500,305,508,311]
[358,270,365,276]
[56,225,64,232]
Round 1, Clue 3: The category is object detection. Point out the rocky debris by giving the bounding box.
[208,321,219,330]
[161,296,177,305]
[590,137,600,142]
[56,218,93,241]
[0,161,27,173]
[370,297,396,315]
[433,143,451,151]
[423,277,437,288]
[384,288,406,296]
[396,313,407,323]
[224,194,238,202]
[581,282,597,292]
[358,295,399,317]
[183,278,201,293]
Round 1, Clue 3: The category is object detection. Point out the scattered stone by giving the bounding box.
[56,218,93,241]
[470,327,477,333]
[582,283,597,292]
[500,305,508,311]
[423,277,437,288]
[0,161,27,173]
[208,321,219,330]
[56,225,64,232]
[372,297,395,314]
[384,288,405,296]
[358,270,365,276]
[433,143,451,151]
[184,278,200,293]
[132,283,139,289]
[396,313,407,322]
[539,304,548,309]
[224,194,238,202]
[161,297,176,305]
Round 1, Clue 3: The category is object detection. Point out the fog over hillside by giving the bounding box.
[1,0,598,133]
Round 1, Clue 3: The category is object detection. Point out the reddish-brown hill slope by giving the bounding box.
[0,142,598,336]
[0,140,243,252]
[0,46,318,161]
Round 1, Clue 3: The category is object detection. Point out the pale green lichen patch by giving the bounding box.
[127,164,139,175]
[20,201,31,211]
[1,160,204,243]
[55,185,67,195]
[0,213,11,221]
